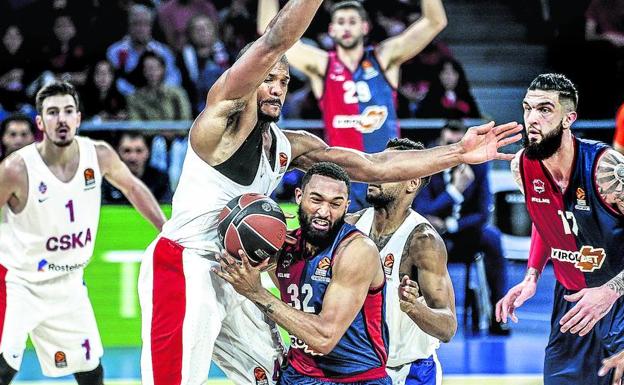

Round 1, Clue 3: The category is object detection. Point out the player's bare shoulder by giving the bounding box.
[595,148,624,215]
[402,221,447,268]
[0,152,29,211]
[344,209,367,225]
[510,150,524,194]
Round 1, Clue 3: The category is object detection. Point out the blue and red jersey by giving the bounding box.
[521,138,624,290]
[276,223,389,382]
[319,46,399,153]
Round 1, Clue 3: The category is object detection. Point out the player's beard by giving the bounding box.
[523,121,564,160]
[258,101,282,123]
[365,185,396,208]
[334,35,363,50]
[44,125,74,147]
[298,206,346,250]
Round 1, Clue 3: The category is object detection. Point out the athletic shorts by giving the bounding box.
[0,264,103,377]
[544,281,624,385]
[386,354,442,385]
[139,237,285,385]
[278,364,392,384]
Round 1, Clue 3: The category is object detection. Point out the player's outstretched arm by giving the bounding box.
[214,234,382,355]
[287,121,523,182]
[95,141,166,231]
[376,0,447,71]
[398,223,456,342]
[0,154,27,211]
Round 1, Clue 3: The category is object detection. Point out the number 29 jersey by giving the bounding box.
[0,137,102,282]
[276,223,389,382]
[320,46,399,153]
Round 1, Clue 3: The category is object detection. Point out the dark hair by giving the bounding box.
[301,162,351,195]
[133,51,166,88]
[330,1,369,22]
[236,41,289,67]
[118,131,148,149]
[528,73,578,111]
[1,114,35,137]
[35,81,80,114]
[385,138,431,190]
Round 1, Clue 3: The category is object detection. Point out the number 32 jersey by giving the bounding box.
[276,223,389,381]
[521,138,624,290]
[0,137,102,282]
[320,46,399,153]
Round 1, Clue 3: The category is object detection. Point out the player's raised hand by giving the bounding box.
[212,250,269,299]
[559,285,619,336]
[398,275,421,314]
[458,121,523,164]
[599,349,624,385]
[495,278,537,324]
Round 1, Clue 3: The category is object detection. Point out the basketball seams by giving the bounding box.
[237,220,282,251]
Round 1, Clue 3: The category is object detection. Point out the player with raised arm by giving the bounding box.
[0,81,165,385]
[138,0,522,383]
[495,73,624,385]
[350,138,456,385]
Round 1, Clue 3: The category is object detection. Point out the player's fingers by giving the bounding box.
[495,299,503,322]
[500,296,511,323]
[578,317,598,337]
[402,285,420,297]
[492,121,519,136]
[614,365,624,385]
[211,267,231,282]
[564,290,584,303]
[223,251,238,266]
[569,315,592,334]
[470,121,495,135]
[510,308,519,323]
[239,250,253,270]
[496,133,523,149]
[513,289,532,308]
[284,235,297,245]
[559,305,581,327]
[560,308,585,333]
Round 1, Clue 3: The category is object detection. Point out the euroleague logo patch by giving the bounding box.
[279,152,288,174]
[383,253,394,276]
[312,256,331,282]
[84,168,95,190]
[253,366,269,385]
[54,351,67,368]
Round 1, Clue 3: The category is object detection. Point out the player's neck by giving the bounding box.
[36,138,79,167]
[542,132,575,189]
[336,44,365,71]
[372,203,410,236]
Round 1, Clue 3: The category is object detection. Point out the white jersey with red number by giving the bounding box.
[355,207,440,367]
[161,123,292,255]
[0,136,102,282]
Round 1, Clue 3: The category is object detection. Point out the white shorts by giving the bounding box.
[139,237,285,385]
[0,264,103,377]
[386,354,442,385]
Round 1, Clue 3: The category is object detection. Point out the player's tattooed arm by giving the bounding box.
[510,151,524,195]
[595,149,624,215]
[607,270,624,297]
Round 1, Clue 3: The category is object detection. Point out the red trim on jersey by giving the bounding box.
[361,289,387,371]
[593,148,624,217]
[528,224,549,272]
[0,264,7,344]
[151,237,186,385]
[615,104,624,147]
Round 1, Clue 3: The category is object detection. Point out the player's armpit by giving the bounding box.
[595,149,624,215]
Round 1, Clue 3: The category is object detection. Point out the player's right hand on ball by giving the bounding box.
[495,278,537,324]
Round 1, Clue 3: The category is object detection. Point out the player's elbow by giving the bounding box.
[440,318,457,343]
[311,328,340,355]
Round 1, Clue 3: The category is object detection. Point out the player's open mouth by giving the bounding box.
[311,218,329,231]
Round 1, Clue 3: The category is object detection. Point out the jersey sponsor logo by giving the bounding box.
[333,106,389,134]
[550,246,606,272]
[54,351,67,368]
[574,187,590,211]
[383,253,394,276]
[84,168,95,190]
[38,181,47,194]
[45,228,93,252]
[38,259,88,273]
[253,367,269,385]
[312,256,331,282]
[290,336,323,356]
[533,179,545,194]
[361,60,379,80]
[279,152,288,174]
[329,73,346,82]
[531,196,550,204]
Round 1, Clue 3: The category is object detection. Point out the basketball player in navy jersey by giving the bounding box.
[215,162,391,384]
[495,73,624,385]
[139,0,521,383]
[0,81,166,384]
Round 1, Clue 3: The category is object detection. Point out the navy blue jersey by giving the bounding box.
[521,138,624,290]
[276,223,389,382]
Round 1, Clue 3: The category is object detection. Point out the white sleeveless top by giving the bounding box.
[161,123,291,255]
[0,136,102,282]
[355,207,440,367]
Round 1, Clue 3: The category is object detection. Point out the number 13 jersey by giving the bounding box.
[0,137,102,282]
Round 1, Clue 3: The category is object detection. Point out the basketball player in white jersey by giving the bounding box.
[349,138,457,385]
[137,1,522,384]
[0,81,166,384]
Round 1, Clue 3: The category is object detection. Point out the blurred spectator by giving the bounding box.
[0,114,36,161]
[220,0,257,59]
[415,58,481,119]
[106,4,181,95]
[0,24,37,121]
[127,51,191,120]
[615,102,624,154]
[80,59,128,121]
[585,0,624,47]
[41,14,90,86]
[102,131,172,203]
[157,0,219,52]
[177,14,229,115]
[413,120,509,336]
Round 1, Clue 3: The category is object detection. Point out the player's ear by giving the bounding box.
[406,179,419,194]
[35,115,45,132]
[294,187,303,204]
[563,110,577,129]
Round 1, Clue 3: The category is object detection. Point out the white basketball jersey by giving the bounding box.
[0,136,102,282]
[355,207,440,367]
[161,123,291,255]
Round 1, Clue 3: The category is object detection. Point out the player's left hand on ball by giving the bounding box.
[560,285,619,336]
[212,250,268,298]
[398,275,421,313]
[599,349,624,385]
